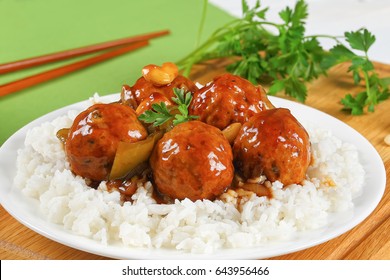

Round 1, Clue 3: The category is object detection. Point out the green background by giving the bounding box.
[0,0,234,145]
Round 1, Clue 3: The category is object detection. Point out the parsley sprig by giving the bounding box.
[324,30,390,114]
[177,0,389,115]
[138,88,199,127]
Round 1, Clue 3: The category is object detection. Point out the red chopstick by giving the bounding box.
[0,30,170,75]
[0,41,148,97]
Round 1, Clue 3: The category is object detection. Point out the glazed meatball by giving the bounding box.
[233,108,311,186]
[65,103,148,182]
[150,121,234,201]
[189,73,273,130]
[121,75,198,108]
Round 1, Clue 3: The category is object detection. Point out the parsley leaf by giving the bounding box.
[138,88,199,127]
[138,102,173,126]
[345,29,376,53]
[341,92,367,115]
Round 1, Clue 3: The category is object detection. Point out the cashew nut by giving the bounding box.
[142,62,179,86]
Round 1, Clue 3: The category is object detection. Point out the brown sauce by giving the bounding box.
[106,176,146,202]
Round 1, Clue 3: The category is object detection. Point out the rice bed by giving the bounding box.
[13,108,365,253]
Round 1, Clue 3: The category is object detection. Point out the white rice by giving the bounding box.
[13,103,365,254]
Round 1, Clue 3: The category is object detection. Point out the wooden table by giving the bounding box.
[1,62,389,260]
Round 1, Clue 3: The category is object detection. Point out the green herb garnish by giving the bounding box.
[333,30,390,114]
[177,0,389,115]
[138,88,199,127]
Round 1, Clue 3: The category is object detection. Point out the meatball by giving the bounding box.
[150,121,234,201]
[65,103,148,182]
[189,73,273,130]
[233,108,311,186]
[121,75,198,108]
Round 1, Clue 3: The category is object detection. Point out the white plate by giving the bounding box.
[0,95,386,259]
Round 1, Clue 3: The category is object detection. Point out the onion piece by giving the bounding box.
[56,128,70,144]
[239,183,271,198]
[109,131,163,180]
[222,123,242,144]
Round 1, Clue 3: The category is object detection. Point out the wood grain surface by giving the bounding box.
[0,61,389,260]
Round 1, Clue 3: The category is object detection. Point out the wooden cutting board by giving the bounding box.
[1,61,389,260]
